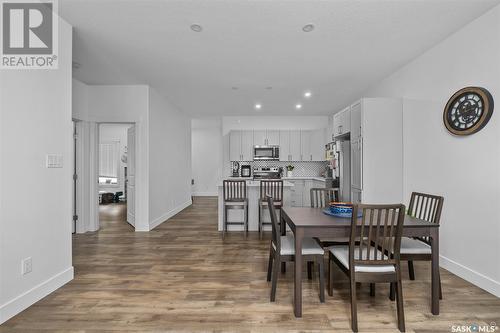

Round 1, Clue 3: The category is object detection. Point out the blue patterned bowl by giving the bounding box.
[329,202,354,218]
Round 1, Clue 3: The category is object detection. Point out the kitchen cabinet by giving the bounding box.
[333,106,351,138]
[289,130,301,161]
[229,130,253,161]
[300,130,311,161]
[311,128,326,161]
[279,130,291,161]
[253,130,280,146]
[289,180,304,207]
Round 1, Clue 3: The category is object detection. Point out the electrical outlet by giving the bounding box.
[22,257,32,275]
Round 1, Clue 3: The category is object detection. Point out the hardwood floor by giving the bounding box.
[1,197,499,332]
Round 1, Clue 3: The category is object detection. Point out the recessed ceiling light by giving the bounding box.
[304,91,312,98]
[295,104,302,110]
[255,103,262,110]
[190,24,203,32]
[302,24,315,32]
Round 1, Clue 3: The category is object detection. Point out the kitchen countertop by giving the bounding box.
[281,176,327,182]
[218,179,294,187]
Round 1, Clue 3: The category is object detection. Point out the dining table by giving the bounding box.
[280,206,440,318]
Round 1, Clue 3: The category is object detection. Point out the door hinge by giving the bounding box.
[73,174,78,181]
[73,215,78,221]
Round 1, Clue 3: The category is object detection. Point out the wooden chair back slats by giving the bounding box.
[350,204,405,267]
[266,195,280,251]
[223,180,247,202]
[310,188,339,208]
[407,192,444,244]
[260,180,284,203]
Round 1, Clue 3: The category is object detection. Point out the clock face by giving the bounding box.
[444,87,494,136]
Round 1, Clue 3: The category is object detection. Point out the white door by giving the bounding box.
[127,126,136,226]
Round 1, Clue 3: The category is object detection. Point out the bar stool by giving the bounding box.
[222,180,248,240]
[259,180,283,240]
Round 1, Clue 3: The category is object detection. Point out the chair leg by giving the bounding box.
[350,275,358,332]
[408,261,415,280]
[318,259,325,303]
[439,271,443,300]
[307,261,313,280]
[244,204,248,239]
[389,282,395,301]
[222,205,227,240]
[259,204,263,240]
[395,280,406,332]
[328,252,334,296]
[370,283,375,297]
[270,255,280,302]
[267,246,273,282]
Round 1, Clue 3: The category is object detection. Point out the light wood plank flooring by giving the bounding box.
[1,197,499,332]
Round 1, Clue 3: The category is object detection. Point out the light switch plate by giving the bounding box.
[22,257,32,275]
[46,154,63,168]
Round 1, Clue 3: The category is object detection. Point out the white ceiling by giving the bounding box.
[61,0,500,116]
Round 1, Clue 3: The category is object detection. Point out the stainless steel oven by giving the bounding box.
[253,145,279,161]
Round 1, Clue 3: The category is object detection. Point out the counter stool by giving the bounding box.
[222,180,248,240]
[259,180,283,240]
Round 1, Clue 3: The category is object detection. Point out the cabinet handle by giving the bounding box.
[310,154,312,161]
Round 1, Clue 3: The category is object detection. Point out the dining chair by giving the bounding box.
[222,180,248,240]
[310,187,350,247]
[259,180,284,240]
[266,195,325,303]
[328,204,406,332]
[390,192,444,300]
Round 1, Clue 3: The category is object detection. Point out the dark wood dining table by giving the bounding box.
[280,206,440,318]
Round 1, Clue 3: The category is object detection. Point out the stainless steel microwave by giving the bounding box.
[253,145,280,161]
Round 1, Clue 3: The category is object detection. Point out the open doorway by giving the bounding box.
[98,123,135,230]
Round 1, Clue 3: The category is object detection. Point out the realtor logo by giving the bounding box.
[1,0,58,69]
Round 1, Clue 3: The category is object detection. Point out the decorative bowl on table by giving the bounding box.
[323,202,362,218]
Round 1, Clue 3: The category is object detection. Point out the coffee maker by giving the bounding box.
[231,161,240,177]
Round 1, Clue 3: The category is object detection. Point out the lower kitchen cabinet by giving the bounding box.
[287,179,326,207]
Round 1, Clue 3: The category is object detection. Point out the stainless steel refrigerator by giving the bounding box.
[334,139,351,202]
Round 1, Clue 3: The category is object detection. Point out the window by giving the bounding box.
[99,141,119,185]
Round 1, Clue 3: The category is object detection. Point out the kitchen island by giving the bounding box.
[217,179,294,232]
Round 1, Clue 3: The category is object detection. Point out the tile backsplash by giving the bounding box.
[231,160,328,177]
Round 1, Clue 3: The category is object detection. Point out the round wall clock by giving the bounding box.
[443,87,494,136]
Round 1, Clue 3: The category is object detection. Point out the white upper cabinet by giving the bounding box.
[333,106,351,138]
[229,130,254,161]
[253,130,267,146]
[350,101,362,141]
[229,131,242,161]
[311,128,326,161]
[266,130,280,146]
[289,130,302,161]
[279,130,291,161]
[300,130,311,161]
[241,130,254,161]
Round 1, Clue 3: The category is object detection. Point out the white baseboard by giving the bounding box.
[149,199,193,230]
[440,255,500,297]
[0,267,74,324]
[192,192,218,196]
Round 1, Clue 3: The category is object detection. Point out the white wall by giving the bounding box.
[72,82,150,232]
[365,5,500,296]
[0,19,74,323]
[148,88,192,229]
[191,118,223,196]
[98,123,132,194]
